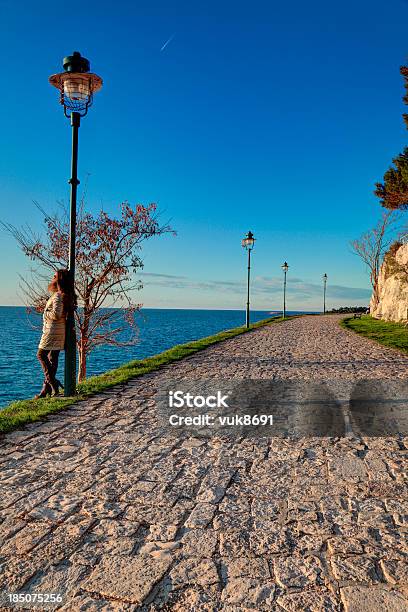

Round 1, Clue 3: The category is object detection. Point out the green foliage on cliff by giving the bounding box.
[374,66,408,210]
[374,149,408,210]
[383,241,408,286]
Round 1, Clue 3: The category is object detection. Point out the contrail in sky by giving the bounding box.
[160,33,175,52]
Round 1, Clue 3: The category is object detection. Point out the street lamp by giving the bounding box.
[323,273,328,314]
[242,231,255,328]
[49,51,103,396]
[281,261,289,318]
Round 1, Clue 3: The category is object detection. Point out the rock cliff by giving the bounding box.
[370,242,408,322]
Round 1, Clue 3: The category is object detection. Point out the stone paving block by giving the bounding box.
[91,519,140,540]
[160,586,220,612]
[18,504,93,579]
[358,497,385,514]
[273,555,325,588]
[93,535,138,558]
[213,511,252,530]
[181,528,218,558]
[184,503,215,528]
[169,557,219,589]
[357,498,395,529]
[82,497,124,519]
[132,480,158,492]
[167,480,197,500]
[385,499,408,526]
[318,494,350,513]
[55,473,101,496]
[220,556,270,580]
[295,518,333,537]
[0,517,28,547]
[0,477,45,516]
[218,494,251,515]
[330,555,379,583]
[1,520,51,556]
[147,523,178,542]
[0,558,42,593]
[340,584,408,612]
[358,511,395,530]
[250,528,289,555]
[66,541,103,568]
[21,560,89,606]
[83,553,171,604]
[328,454,367,483]
[252,516,282,532]
[220,530,251,557]
[327,537,365,556]
[292,533,325,555]
[287,500,317,522]
[364,454,394,482]
[380,558,408,585]
[22,514,96,568]
[123,504,172,524]
[221,578,276,608]
[291,482,350,501]
[196,468,234,504]
[139,539,181,558]
[358,528,408,561]
[143,463,182,483]
[252,497,282,516]
[169,498,196,521]
[276,588,339,611]
[121,484,178,507]
[251,459,291,480]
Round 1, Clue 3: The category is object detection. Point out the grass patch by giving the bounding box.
[0,314,299,434]
[341,315,408,354]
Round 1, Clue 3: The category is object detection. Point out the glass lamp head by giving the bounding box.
[242,231,255,250]
[49,51,103,117]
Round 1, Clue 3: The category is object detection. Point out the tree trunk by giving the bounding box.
[78,343,87,383]
[77,303,90,384]
[370,270,380,307]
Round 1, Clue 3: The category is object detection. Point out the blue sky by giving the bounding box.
[0,0,407,310]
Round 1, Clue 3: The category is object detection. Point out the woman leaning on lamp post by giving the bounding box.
[34,269,77,398]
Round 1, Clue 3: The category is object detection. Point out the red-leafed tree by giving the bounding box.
[2,200,173,382]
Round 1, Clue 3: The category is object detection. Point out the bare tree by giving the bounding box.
[2,200,173,382]
[350,211,400,307]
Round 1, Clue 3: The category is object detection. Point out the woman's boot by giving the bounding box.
[49,378,63,397]
[34,381,51,399]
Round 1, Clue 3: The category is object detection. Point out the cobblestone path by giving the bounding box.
[1,315,408,611]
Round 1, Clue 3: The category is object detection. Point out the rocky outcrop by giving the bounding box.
[370,242,408,322]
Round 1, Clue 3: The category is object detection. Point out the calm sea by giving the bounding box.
[0,307,310,407]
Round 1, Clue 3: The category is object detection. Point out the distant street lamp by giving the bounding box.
[49,51,103,396]
[281,261,289,318]
[323,273,328,314]
[242,231,255,328]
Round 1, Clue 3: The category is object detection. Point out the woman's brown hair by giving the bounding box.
[55,269,78,315]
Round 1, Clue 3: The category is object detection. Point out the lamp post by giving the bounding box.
[242,231,255,328]
[49,51,103,396]
[323,273,328,314]
[281,261,289,318]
